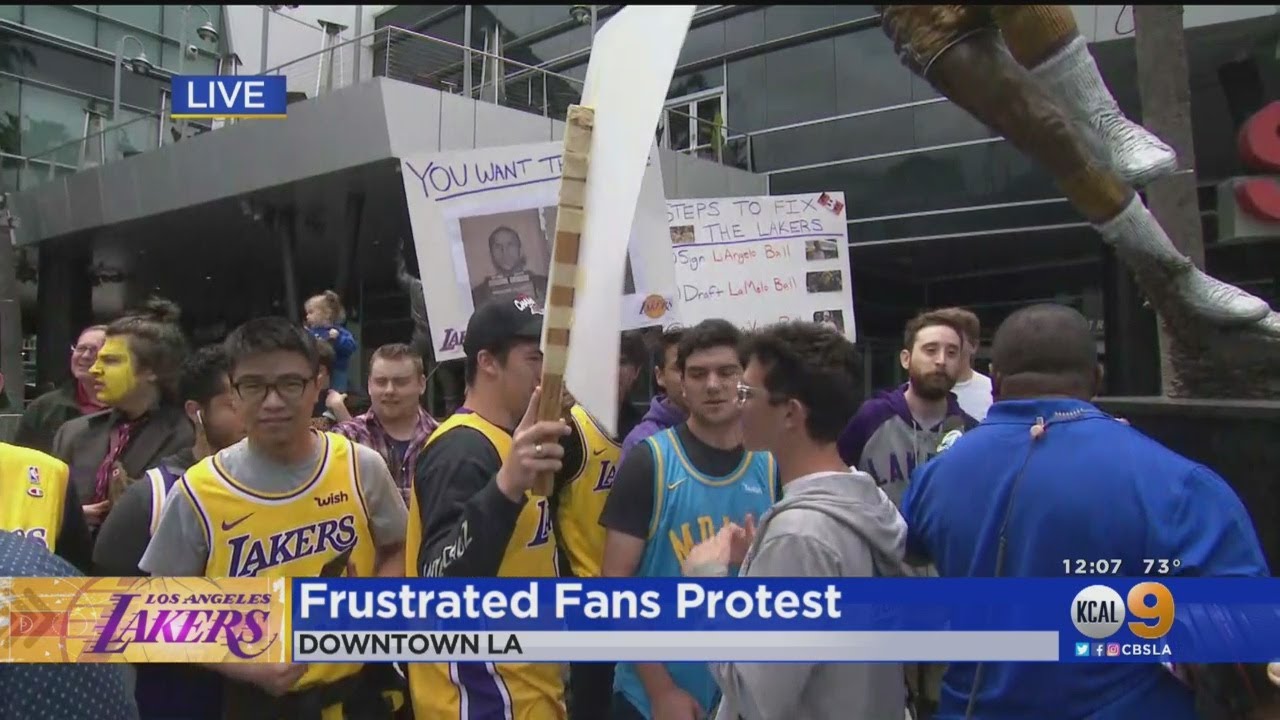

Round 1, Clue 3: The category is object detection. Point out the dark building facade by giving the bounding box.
[378,4,1280,393]
[0,5,225,191]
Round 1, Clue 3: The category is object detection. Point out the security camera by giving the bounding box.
[185,44,199,60]
[569,5,591,24]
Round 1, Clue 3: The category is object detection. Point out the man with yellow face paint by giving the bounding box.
[52,299,193,535]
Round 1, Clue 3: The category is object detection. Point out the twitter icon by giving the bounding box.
[1074,642,1090,657]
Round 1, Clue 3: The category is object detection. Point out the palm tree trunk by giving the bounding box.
[1127,5,1280,398]
[1133,5,1202,396]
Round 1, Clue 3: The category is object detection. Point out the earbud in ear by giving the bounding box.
[196,409,204,427]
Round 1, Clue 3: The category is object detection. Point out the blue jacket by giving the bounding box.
[903,398,1269,720]
[309,324,357,392]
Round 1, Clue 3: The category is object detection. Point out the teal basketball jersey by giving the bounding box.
[613,427,777,718]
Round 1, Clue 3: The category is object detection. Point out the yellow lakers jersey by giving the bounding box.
[555,405,619,578]
[0,442,70,552]
[181,432,376,694]
[406,411,564,720]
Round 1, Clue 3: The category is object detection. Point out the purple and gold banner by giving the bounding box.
[1,577,287,663]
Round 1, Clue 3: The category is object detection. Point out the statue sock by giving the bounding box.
[1029,32,1177,187]
[1097,197,1271,325]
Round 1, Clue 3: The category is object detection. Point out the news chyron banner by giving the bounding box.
[4,578,1280,663]
[1,577,286,663]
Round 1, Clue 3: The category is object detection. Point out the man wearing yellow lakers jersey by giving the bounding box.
[407,297,573,720]
[601,319,777,720]
[142,318,408,719]
[0,439,93,572]
[552,331,646,720]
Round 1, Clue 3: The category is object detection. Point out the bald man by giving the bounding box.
[900,303,1269,719]
[471,226,549,309]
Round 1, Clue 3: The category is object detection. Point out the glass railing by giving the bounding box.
[15,24,755,190]
[16,110,215,190]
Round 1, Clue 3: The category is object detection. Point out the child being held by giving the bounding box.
[304,290,356,392]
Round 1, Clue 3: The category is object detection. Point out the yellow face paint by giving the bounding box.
[89,336,138,405]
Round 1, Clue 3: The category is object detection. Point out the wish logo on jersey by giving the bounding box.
[226,514,359,577]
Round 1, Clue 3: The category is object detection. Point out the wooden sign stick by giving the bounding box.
[533,104,595,497]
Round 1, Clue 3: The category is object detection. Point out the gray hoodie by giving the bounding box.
[697,470,910,720]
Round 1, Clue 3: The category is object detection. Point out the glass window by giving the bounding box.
[725,55,766,133]
[724,9,764,54]
[853,199,1080,243]
[769,139,1059,222]
[833,6,878,22]
[913,100,993,148]
[695,96,721,148]
[480,5,575,43]
[763,6,836,41]
[669,66,724,101]
[109,108,157,159]
[423,9,466,44]
[750,99,996,173]
[752,109,912,173]
[762,39,836,127]
[545,61,584,120]
[679,22,725,66]
[1,156,20,194]
[523,24,591,65]
[0,5,20,22]
[0,78,18,155]
[833,29,913,114]
[22,5,96,45]
[97,22,162,72]
[19,83,90,166]
[98,5,162,35]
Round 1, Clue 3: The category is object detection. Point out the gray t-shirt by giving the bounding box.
[139,435,407,576]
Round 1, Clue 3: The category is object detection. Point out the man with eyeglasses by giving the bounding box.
[141,317,409,718]
[601,318,776,720]
[15,324,108,453]
[682,321,910,720]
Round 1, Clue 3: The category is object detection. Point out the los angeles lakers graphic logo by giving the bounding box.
[641,294,670,319]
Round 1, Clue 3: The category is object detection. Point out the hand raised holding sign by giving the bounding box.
[496,386,571,503]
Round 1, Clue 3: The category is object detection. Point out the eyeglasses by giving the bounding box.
[70,344,101,357]
[736,382,785,406]
[233,376,313,403]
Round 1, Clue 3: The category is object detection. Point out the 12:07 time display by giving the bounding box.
[1062,559,1123,575]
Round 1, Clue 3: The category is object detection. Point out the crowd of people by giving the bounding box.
[0,286,1277,720]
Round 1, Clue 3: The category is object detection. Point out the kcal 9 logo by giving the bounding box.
[1071,583,1174,640]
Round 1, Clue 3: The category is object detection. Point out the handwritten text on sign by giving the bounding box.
[667,193,855,340]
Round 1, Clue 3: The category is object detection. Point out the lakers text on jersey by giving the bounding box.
[181,432,376,692]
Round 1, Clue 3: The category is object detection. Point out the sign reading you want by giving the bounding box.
[666,192,855,340]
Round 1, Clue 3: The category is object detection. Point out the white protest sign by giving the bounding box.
[400,140,676,362]
[565,4,695,436]
[667,192,856,340]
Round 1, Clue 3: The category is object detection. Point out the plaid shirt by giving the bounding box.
[332,408,438,503]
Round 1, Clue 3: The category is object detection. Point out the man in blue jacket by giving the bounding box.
[903,303,1269,720]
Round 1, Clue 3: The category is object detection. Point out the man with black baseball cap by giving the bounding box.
[406,295,573,719]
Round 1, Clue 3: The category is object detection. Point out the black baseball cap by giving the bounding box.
[463,296,545,359]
